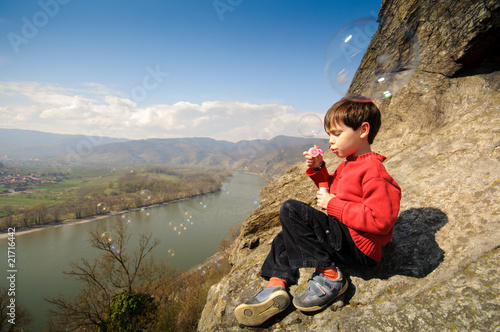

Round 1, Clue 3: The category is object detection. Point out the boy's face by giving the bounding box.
[327,122,365,158]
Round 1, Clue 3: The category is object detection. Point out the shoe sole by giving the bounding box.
[234,290,290,326]
[293,280,348,312]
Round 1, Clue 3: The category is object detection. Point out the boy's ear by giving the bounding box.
[359,122,370,139]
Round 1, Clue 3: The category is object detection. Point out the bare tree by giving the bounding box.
[46,221,170,331]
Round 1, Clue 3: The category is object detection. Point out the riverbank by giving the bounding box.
[0,190,224,240]
[0,211,121,240]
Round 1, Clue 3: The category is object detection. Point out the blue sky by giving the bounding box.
[0,0,382,141]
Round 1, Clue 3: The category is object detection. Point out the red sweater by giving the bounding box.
[306,152,401,261]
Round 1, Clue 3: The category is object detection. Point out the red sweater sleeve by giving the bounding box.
[305,163,331,185]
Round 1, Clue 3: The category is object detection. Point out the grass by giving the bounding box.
[0,195,54,207]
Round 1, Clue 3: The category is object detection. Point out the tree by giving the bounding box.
[46,221,170,331]
[97,291,157,331]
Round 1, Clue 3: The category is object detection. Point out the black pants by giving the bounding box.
[261,199,377,284]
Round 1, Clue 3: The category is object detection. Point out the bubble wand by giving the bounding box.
[308,145,324,158]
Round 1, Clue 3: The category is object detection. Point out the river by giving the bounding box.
[0,172,267,331]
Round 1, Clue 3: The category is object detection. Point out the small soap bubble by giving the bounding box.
[101,232,112,243]
[140,206,150,216]
[298,114,323,138]
[120,212,132,224]
[168,249,175,256]
[110,244,121,256]
[97,202,107,212]
[199,201,207,208]
[417,79,431,93]
[324,16,420,101]
[140,189,152,201]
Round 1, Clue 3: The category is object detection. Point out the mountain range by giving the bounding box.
[0,128,329,178]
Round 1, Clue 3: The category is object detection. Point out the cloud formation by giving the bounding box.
[0,81,327,142]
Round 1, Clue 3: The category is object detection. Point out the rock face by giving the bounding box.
[198,0,500,330]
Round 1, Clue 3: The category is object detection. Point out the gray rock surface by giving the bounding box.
[198,0,500,330]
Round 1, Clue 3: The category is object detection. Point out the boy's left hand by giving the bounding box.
[317,191,335,210]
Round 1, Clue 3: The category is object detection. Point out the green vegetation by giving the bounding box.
[98,291,158,331]
[0,165,231,232]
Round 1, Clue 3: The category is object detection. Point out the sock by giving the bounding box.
[267,277,287,288]
[316,266,339,280]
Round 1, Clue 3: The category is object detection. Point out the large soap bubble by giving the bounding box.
[297,114,323,138]
[325,16,420,102]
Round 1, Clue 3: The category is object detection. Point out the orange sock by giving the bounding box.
[316,266,339,280]
[267,277,287,288]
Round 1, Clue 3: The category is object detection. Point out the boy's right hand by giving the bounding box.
[303,147,324,169]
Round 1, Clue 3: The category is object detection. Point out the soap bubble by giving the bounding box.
[140,206,150,216]
[110,244,121,256]
[324,16,420,101]
[199,201,207,208]
[97,202,107,213]
[140,189,152,201]
[101,232,112,243]
[168,249,175,256]
[298,114,323,137]
[120,212,132,224]
[416,79,431,93]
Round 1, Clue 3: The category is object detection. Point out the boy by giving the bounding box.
[234,97,401,326]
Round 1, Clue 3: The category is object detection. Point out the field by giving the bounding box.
[1,166,126,211]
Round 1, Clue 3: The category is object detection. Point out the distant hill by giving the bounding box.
[0,129,329,178]
[0,128,129,160]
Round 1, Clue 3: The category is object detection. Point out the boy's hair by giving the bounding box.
[324,97,381,144]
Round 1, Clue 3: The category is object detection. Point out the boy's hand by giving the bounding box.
[303,146,324,169]
[317,191,334,210]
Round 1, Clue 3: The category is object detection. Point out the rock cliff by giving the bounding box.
[198,0,500,330]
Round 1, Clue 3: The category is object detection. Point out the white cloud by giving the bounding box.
[0,81,328,142]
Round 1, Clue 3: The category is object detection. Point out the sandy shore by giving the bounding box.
[0,212,125,240]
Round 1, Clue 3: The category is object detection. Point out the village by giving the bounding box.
[0,166,63,193]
